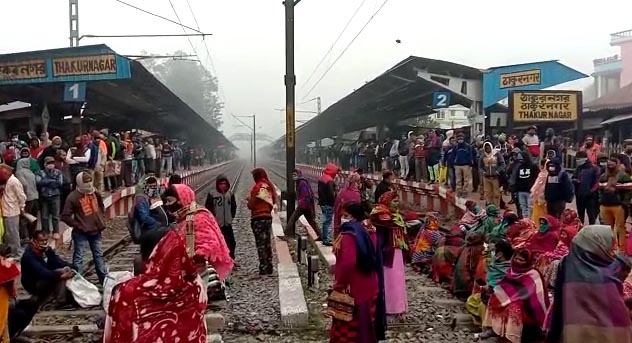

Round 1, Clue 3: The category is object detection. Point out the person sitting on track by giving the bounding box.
[104,228,207,343]
[162,183,233,281]
[20,230,74,307]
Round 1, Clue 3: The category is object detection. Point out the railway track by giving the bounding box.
[26,160,246,342]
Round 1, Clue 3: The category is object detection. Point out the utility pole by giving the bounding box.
[285,0,300,220]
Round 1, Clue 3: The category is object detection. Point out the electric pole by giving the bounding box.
[285,0,300,220]
[69,0,79,47]
[253,114,257,167]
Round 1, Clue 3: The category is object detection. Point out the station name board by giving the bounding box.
[510,91,580,122]
[53,54,117,77]
[0,59,47,80]
[500,69,541,88]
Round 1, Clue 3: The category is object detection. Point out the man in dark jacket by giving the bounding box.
[286,169,319,237]
[318,163,338,246]
[451,133,474,196]
[572,151,600,224]
[510,151,539,219]
[21,230,74,306]
[544,158,574,219]
[206,174,237,259]
[374,170,394,204]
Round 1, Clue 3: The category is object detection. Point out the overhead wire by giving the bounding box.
[113,0,202,33]
[301,0,391,100]
[297,0,368,94]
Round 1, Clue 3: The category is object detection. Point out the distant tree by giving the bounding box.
[140,50,223,129]
[414,115,439,129]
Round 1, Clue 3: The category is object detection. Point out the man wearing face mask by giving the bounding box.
[61,172,107,284]
[20,230,74,307]
[36,157,63,240]
[543,158,574,219]
[38,136,63,169]
[597,153,609,174]
[598,156,632,252]
[451,132,474,197]
[131,177,168,240]
[572,151,600,225]
[206,174,238,259]
[522,126,540,164]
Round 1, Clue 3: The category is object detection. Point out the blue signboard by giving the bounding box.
[482,60,588,108]
[64,82,86,102]
[432,91,451,108]
[0,45,132,86]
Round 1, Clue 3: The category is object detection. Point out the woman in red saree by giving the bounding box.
[527,215,561,256]
[0,252,19,342]
[483,248,549,343]
[536,211,579,286]
[104,230,207,343]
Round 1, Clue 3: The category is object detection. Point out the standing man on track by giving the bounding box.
[318,163,339,246]
[247,168,277,275]
[206,174,237,260]
[286,169,319,237]
[61,171,108,285]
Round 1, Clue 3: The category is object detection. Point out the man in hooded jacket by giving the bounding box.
[479,142,505,208]
[318,163,339,246]
[286,169,319,237]
[206,174,237,260]
[544,158,574,219]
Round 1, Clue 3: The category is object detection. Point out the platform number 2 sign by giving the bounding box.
[64,82,86,102]
[432,91,451,109]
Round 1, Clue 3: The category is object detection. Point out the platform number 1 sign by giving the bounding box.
[64,82,86,102]
[432,91,451,109]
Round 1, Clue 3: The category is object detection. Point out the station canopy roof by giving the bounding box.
[584,82,632,114]
[0,44,232,147]
[276,56,478,147]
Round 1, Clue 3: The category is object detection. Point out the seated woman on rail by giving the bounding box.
[104,228,207,343]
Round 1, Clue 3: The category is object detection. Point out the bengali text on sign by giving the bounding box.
[500,69,541,88]
[0,60,47,80]
[512,91,579,122]
[52,54,117,77]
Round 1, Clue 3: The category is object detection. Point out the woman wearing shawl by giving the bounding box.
[473,204,500,238]
[334,173,362,238]
[489,211,519,241]
[104,230,207,343]
[432,223,465,284]
[483,248,549,343]
[0,247,19,342]
[370,191,408,315]
[466,239,514,332]
[507,218,537,249]
[537,211,580,286]
[527,215,561,256]
[460,200,486,229]
[530,159,548,222]
[452,231,486,298]
[247,168,277,275]
[411,212,442,270]
[330,202,386,343]
[162,184,233,281]
[546,225,632,343]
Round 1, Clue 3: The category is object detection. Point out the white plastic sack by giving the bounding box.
[66,273,102,308]
[102,271,134,313]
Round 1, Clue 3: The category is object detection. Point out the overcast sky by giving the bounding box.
[1,0,631,151]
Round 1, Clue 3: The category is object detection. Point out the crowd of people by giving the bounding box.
[303,125,632,343]
[0,128,235,341]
